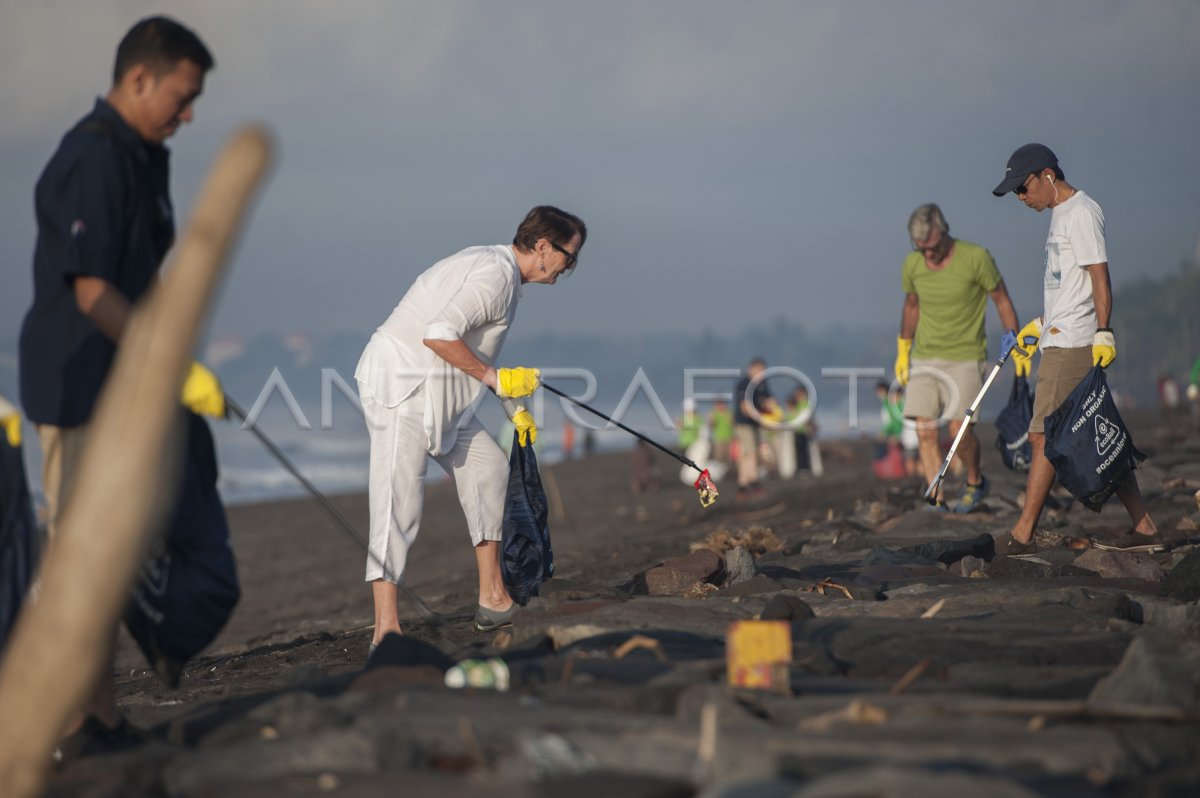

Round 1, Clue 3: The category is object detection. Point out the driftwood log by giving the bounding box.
[0,126,273,798]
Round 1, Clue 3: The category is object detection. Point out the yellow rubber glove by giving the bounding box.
[1092,327,1116,368]
[1014,354,1031,378]
[512,408,538,448]
[1,412,20,448]
[182,361,226,418]
[894,337,912,386]
[1011,317,1043,366]
[496,367,541,399]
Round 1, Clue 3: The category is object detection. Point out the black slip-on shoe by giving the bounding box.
[54,716,150,765]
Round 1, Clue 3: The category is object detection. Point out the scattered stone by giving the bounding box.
[1164,549,1200,603]
[724,574,784,597]
[959,556,988,577]
[862,547,941,568]
[1073,550,1166,581]
[1088,634,1200,711]
[644,550,725,596]
[366,632,454,672]
[760,594,815,622]
[1131,597,1200,637]
[788,765,1043,798]
[899,533,995,564]
[725,547,760,587]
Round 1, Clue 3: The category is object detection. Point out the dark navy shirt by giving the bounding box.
[733,374,772,426]
[20,99,174,427]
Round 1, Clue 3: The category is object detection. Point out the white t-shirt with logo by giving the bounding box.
[1041,191,1105,350]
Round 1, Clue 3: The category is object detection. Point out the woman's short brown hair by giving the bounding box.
[513,206,587,253]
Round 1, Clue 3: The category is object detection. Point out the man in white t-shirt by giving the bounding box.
[991,144,1158,553]
[355,206,586,643]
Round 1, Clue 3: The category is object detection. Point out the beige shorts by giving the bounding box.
[36,423,90,539]
[904,359,986,424]
[1030,346,1094,434]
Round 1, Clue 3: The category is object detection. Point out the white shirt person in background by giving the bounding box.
[992,144,1157,553]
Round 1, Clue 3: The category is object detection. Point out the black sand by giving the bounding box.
[48,410,1200,797]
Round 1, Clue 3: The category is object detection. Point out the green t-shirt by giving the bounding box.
[677,413,702,448]
[901,239,1001,361]
[710,407,733,443]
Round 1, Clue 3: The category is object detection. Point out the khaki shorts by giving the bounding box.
[1030,346,1093,434]
[904,359,986,424]
[36,423,90,539]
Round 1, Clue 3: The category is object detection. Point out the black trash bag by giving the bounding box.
[995,374,1034,472]
[1044,366,1146,512]
[124,412,240,685]
[500,432,553,606]
[1,436,40,651]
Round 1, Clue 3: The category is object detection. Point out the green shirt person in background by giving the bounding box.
[709,399,733,466]
[677,398,703,449]
[894,203,1020,513]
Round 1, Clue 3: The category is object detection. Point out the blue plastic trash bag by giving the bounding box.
[1,433,40,651]
[124,412,240,685]
[500,431,553,606]
[995,374,1034,472]
[1044,366,1145,512]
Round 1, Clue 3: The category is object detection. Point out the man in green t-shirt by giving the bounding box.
[895,203,1020,512]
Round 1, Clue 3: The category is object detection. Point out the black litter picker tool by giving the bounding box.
[923,339,1016,506]
[542,384,719,507]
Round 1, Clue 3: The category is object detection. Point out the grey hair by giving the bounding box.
[908,203,949,243]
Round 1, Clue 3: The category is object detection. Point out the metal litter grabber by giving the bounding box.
[542,383,719,507]
[923,339,1016,505]
[225,397,445,625]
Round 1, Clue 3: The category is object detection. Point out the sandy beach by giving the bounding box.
[47,409,1200,797]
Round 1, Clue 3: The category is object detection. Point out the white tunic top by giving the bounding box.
[355,245,523,454]
[1042,191,1106,350]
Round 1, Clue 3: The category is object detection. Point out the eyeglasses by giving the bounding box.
[1014,173,1038,196]
[550,241,579,269]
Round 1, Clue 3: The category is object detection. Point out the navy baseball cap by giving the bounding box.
[992,143,1059,196]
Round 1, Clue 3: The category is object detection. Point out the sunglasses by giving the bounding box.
[550,241,579,268]
[1014,173,1038,196]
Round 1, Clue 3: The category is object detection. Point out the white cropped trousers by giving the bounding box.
[361,394,508,583]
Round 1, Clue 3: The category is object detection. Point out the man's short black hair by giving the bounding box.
[113,16,214,84]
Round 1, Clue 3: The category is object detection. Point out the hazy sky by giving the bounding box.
[3,0,1199,346]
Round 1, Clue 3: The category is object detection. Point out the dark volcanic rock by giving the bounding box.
[899,533,996,564]
[535,772,693,798]
[1088,634,1200,711]
[1163,549,1200,603]
[760,594,816,621]
[723,574,783,597]
[1073,549,1166,581]
[725,546,761,586]
[366,632,454,672]
[861,547,941,568]
[644,550,725,596]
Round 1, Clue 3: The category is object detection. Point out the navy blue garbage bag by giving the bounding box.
[995,374,1034,472]
[1,434,40,651]
[1044,366,1146,512]
[500,432,553,606]
[124,412,240,685]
